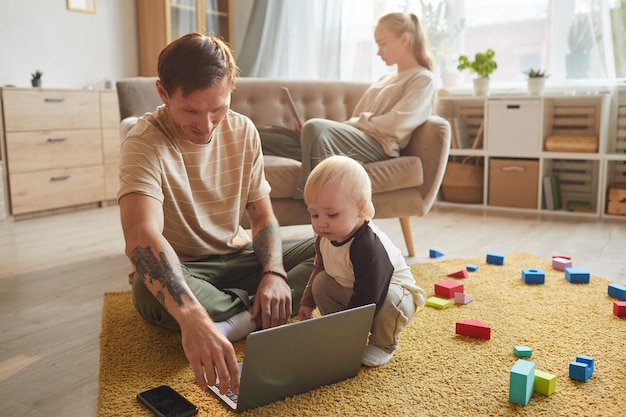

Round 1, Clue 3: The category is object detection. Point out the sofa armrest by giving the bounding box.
[120,117,139,140]
[401,115,451,216]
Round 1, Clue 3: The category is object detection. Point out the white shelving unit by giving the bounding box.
[601,86,626,218]
[437,92,612,218]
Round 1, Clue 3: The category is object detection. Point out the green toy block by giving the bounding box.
[509,359,535,406]
[534,369,557,395]
[425,296,452,309]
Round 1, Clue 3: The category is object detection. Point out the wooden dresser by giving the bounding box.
[0,88,120,218]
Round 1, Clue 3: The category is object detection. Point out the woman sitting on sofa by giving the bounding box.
[261,11,436,199]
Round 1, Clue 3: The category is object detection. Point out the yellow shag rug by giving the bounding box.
[98,253,625,416]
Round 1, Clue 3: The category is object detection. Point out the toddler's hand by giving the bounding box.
[298,306,314,321]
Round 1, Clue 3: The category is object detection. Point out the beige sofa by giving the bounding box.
[116,77,451,256]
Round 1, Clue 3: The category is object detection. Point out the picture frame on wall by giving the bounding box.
[66,0,96,14]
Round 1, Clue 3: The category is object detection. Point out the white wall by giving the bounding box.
[0,0,138,89]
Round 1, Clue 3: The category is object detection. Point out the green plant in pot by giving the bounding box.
[523,68,549,96]
[457,49,497,96]
[31,70,43,88]
[566,14,596,78]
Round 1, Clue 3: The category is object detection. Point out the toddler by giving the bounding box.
[298,155,426,367]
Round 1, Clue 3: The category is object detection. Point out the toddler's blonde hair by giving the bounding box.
[303,155,375,219]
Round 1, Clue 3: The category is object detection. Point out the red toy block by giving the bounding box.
[435,280,464,298]
[614,301,626,317]
[456,319,491,340]
[448,269,469,279]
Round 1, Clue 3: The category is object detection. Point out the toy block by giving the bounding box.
[429,249,444,258]
[426,296,452,309]
[534,369,557,396]
[448,268,469,279]
[486,253,505,265]
[456,319,491,340]
[514,345,532,357]
[614,301,626,317]
[575,355,594,374]
[608,283,626,301]
[565,267,590,283]
[454,292,473,304]
[435,280,464,298]
[509,359,535,406]
[552,257,572,271]
[466,264,478,272]
[552,255,571,260]
[569,362,592,382]
[522,268,545,284]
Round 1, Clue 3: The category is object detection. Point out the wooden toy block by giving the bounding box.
[534,369,556,396]
[435,280,464,298]
[552,257,572,271]
[426,296,452,309]
[514,345,532,357]
[565,267,590,283]
[454,292,473,304]
[456,319,491,339]
[576,355,594,374]
[509,359,535,406]
[569,362,592,381]
[448,268,469,279]
[466,264,478,272]
[614,301,626,317]
[552,255,571,260]
[608,283,626,301]
[429,249,444,258]
[522,268,545,284]
[486,253,505,265]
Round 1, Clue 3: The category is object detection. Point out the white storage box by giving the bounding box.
[487,99,541,155]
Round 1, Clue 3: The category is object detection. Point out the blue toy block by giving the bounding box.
[522,268,545,284]
[569,362,592,382]
[486,253,505,265]
[466,264,478,272]
[514,345,532,357]
[565,267,590,283]
[509,359,535,405]
[575,355,594,374]
[429,249,444,258]
[608,283,626,301]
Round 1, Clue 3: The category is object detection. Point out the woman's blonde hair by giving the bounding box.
[303,155,375,219]
[377,11,433,71]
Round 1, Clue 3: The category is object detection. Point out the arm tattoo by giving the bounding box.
[131,245,192,307]
[253,223,283,270]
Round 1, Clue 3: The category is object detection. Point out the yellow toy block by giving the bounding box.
[534,369,556,396]
[426,296,452,309]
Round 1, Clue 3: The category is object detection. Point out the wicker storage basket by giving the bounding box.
[441,157,484,203]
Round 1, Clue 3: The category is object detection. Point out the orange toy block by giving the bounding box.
[448,269,469,279]
[435,280,464,298]
[456,319,491,339]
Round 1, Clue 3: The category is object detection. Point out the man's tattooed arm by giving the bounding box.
[131,245,192,307]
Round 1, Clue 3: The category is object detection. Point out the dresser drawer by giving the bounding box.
[2,89,100,131]
[104,163,119,201]
[102,127,121,165]
[9,166,105,215]
[6,129,103,173]
[100,90,120,128]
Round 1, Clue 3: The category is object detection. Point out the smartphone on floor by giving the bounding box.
[137,385,198,417]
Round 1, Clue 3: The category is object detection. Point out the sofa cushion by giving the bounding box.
[264,155,423,199]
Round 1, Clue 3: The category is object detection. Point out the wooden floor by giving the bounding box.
[1,204,625,416]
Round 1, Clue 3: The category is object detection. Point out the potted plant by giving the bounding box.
[566,14,596,78]
[31,70,43,88]
[523,68,549,96]
[457,49,497,96]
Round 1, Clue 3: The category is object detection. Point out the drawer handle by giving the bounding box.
[50,175,70,181]
[506,105,520,109]
[47,137,68,142]
[44,97,65,103]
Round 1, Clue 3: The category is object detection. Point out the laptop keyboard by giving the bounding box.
[215,383,239,403]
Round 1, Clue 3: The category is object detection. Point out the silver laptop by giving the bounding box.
[281,86,306,126]
[208,303,376,413]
